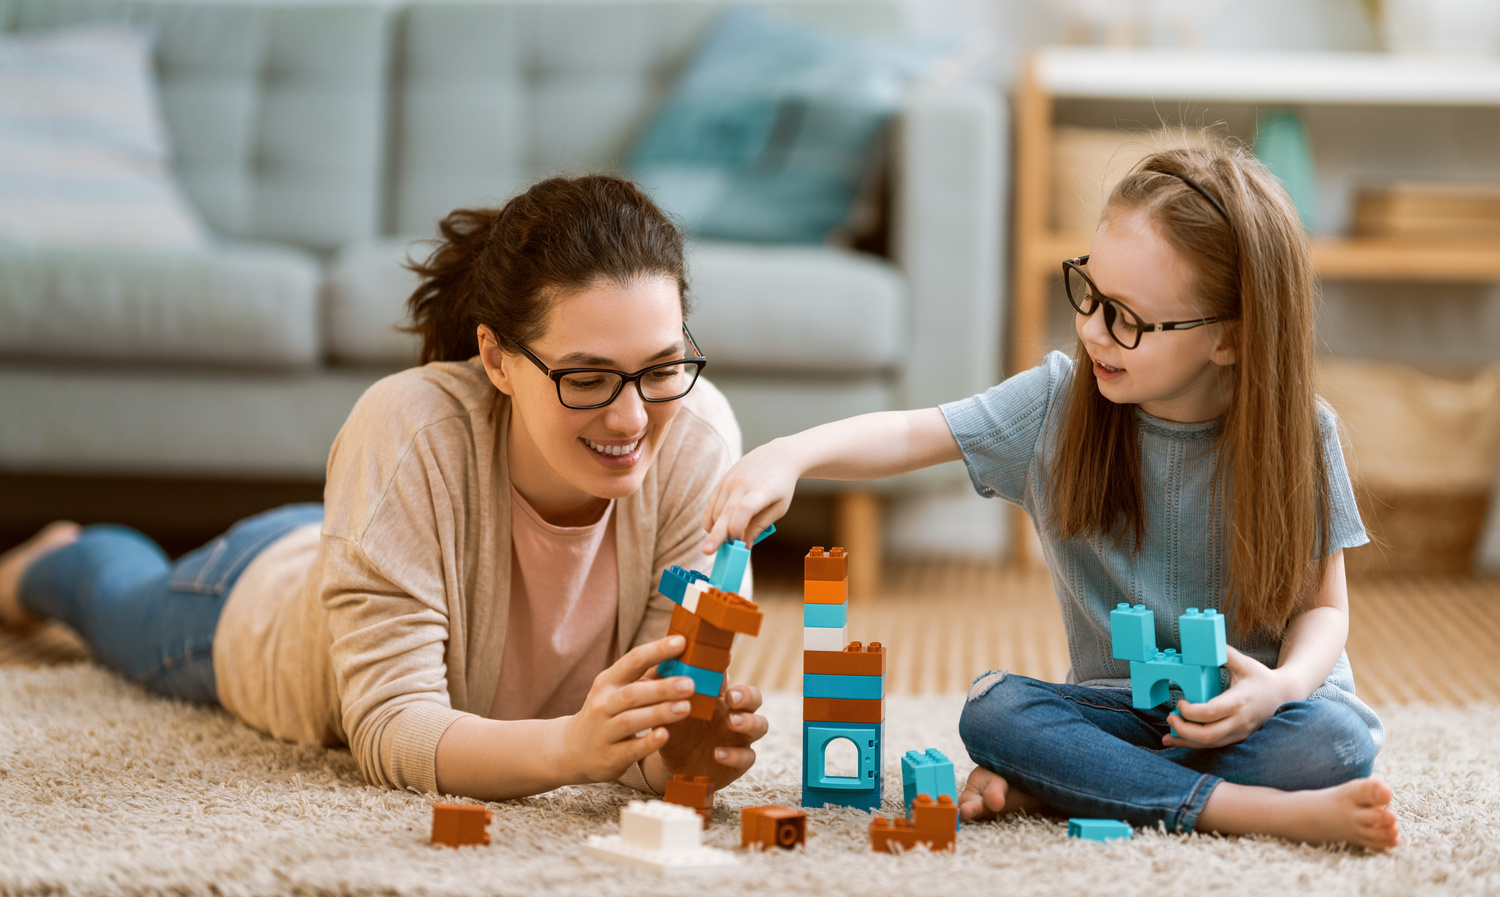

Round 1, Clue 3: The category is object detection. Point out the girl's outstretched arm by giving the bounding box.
[1167,550,1351,749]
[700,408,963,552]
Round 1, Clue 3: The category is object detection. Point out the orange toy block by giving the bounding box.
[803,577,849,605]
[741,806,808,850]
[804,641,885,677]
[804,546,848,581]
[803,696,883,724]
[680,638,731,672]
[670,604,735,649]
[696,587,763,637]
[431,803,491,848]
[870,795,957,853]
[665,774,716,826]
[686,692,718,720]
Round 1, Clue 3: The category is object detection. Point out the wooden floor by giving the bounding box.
[4,564,1498,706]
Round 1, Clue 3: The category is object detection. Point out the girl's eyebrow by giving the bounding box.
[555,342,684,368]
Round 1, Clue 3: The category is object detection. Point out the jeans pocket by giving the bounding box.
[167,526,287,596]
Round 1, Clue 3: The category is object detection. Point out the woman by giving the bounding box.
[0,174,767,800]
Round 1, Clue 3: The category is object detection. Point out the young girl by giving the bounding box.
[0,174,767,800]
[701,144,1399,850]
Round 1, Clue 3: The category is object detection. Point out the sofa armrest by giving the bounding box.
[891,82,1005,413]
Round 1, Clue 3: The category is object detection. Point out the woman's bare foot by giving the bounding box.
[0,522,82,627]
[1199,777,1399,851]
[957,765,1047,822]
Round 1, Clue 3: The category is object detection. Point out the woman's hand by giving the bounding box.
[1164,646,1293,749]
[649,684,769,791]
[558,635,695,784]
[700,440,805,553]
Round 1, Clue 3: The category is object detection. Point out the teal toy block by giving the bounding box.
[710,540,750,592]
[803,672,883,700]
[1178,607,1227,668]
[658,565,709,606]
[751,523,776,546]
[656,658,723,697]
[802,721,884,810]
[802,601,849,628]
[901,749,959,829]
[1110,603,1156,663]
[1129,649,1221,709]
[1068,819,1133,842]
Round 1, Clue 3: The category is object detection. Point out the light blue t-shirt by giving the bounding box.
[940,351,1382,751]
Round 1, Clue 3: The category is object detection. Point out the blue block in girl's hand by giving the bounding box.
[659,565,709,605]
[1110,603,1156,664]
[710,540,750,591]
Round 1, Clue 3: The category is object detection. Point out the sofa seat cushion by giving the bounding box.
[687,241,906,373]
[0,242,321,368]
[323,237,423,366]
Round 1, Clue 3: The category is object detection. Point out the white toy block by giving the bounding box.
[803,625,848,653]
[620,800,701,851]
[581,835,739,874]
[681,580,709,615]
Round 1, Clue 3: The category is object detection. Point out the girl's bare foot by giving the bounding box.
[0,522,81,627]
[957,765,1047,822]
[1200,777,1399,851]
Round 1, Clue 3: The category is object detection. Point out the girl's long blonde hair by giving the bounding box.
[1047,141,1332,640]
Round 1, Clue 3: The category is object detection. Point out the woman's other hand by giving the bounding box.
[558,635,694,783]
[650,684,768,791]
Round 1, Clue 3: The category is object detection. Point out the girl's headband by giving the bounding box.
[1157,169,1230,224]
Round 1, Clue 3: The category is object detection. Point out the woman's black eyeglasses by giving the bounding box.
[1063,256,1235,350]
[504,323,708,409]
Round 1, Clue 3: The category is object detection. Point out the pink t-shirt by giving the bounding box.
[489,484,619,721]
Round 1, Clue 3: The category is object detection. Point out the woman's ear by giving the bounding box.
[477,325,516,396]
[1210,322,1238,367]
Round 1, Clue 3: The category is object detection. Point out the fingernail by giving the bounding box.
[670,635,685,647]
[673,701,691,714]
[675,678,694,694]
[714,748,728,761]
[728,713,743,728]
[728,688,742,704]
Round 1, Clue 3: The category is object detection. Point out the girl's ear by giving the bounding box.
[477,325,517,396]
[1210,322,1238,367]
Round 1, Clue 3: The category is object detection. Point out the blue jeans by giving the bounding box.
[958,673,1377,833]
[18,504,324,705]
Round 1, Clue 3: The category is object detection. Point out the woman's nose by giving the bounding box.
[604,382,649,433]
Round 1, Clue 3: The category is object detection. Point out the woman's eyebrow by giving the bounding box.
[555,342,685,367]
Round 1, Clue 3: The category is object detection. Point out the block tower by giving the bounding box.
[801,546,886,811]
[655,527,772,720]
[1109,604,1227,709]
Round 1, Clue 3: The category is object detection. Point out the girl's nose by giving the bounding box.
[1076,303,1112,348]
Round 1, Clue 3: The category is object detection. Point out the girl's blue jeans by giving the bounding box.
[958,672,1377,833]
[17,504,324,705]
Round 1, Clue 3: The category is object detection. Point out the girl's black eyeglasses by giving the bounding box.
[506,323,708,409]
[1063,257,1236,350]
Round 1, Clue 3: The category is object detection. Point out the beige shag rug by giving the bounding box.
[3,664,1498,897]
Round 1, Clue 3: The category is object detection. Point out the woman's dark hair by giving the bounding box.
[404,174,690,365]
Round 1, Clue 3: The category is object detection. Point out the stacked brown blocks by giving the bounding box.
[664,774,716,826]
[431,803,491,847]
[869,795,958,853]
[741,806,808,850]
[662,582,763,721]
[804,640,886,677]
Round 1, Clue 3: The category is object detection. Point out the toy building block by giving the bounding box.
[803,673,884,701]
[1109,603,1156,663]
[679,638,731,672]
[670,605,735,650]
[665,774,715,826]
[750,523,777,546]
[803,625,848,653]
[804,641,885,677]
[710,539,750,592]
[1068,818,1133,842]
[696,587,763,637]
[1179,607,1228,668]
[431,803,492,848]
[685,693,717,720]
[659,565,710,605]
[803,601,849,628]
[804,546,848,581]
[1111,603,1226,711]
[901,749,959,828]
[741,806,807,850]
[803,577,849,605]
[657,658,724,696]
[869,795,958,853]
[804,696,883,724]
[802,721,884,811]
[582,800,739,874]
[1130,649,1222,708]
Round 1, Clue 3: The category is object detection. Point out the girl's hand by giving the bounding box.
[700,440,804,553]
[1163,646,1293,749]
[652,685,768,790]
[558,635,695,783]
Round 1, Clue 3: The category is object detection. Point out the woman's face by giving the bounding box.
[480,274,689,523]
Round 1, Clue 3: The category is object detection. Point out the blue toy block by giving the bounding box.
[801,784,885,812]
[803,673,884,700]
[805,725,879,790]
[901,749,959,829]
[802,601,849,628]
[1068,819,1133,842]
[1110,603,1156,663]
[802,721,883,810]
[658,565,709,606]
[710,540,750,592]
[1128,650,1222,709]
[1178,607,1227,668]
[750,523,776,546]
[656,658,723,697]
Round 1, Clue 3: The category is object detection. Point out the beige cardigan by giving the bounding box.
[212,358,742,794]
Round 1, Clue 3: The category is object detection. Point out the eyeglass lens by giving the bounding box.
[1065,265,1142,349]
[557,362,702,408]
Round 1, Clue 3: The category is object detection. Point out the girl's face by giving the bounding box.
[1076,209,1237,423]
[481,274,688,525]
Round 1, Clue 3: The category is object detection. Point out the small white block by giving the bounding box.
[803,625,848,653]
[682,581,708,615]
[619,800,701,852]
[581,835,739,874]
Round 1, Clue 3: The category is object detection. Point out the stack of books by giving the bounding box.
[1353,182,1500,241]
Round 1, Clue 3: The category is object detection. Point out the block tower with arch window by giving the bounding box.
[801,546,886,811]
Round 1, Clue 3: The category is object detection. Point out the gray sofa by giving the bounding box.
[0,0,1005,557]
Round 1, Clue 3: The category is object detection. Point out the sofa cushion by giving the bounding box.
[0,243,321,368]
[687,241,906,373]
[324,238,424,366]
